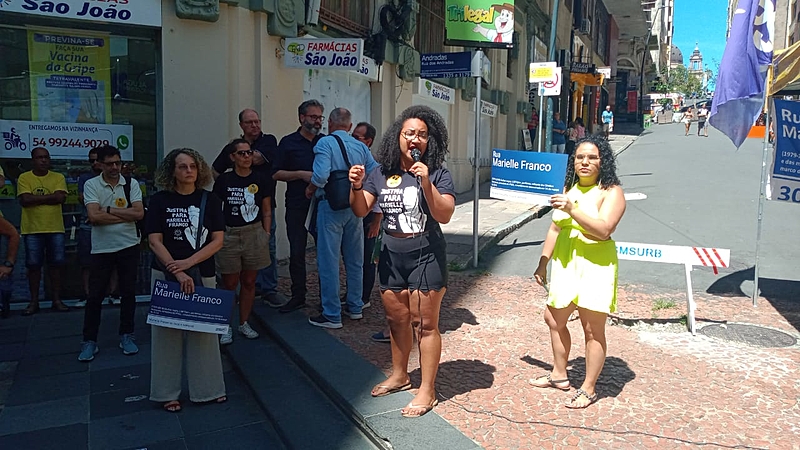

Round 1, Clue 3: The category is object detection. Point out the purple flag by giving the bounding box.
[709,0,776,148]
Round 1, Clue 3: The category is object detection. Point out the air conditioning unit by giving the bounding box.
[579,19,591,35]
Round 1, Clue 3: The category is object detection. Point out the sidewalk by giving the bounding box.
[443,132,639,269]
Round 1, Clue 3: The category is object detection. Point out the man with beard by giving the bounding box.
[272,100,325,313]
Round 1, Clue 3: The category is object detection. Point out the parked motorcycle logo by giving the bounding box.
[2,128,27,151]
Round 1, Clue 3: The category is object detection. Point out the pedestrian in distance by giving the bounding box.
[601,106,614,140]
[17,147,68,315]
[272,100,326,314]
[551,111,567,154]
[306,109,379,329]
[697,103,710,137]
[349,105,456,418]
[146,148,227,413]
[0,215,20,319]
[211,109,281,308]
[574,117,586,140]
[683,107,694,136]
[566,121,578,157]
[531,135,626,409]
[212,139,273,345]
[78,145,144,362]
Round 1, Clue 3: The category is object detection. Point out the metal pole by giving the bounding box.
[537,88,544,152]
[472,51,483,268]
[753,69,773,306]
[545,0,559,152]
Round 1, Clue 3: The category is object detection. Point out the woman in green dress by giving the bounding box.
[531,135,626,409]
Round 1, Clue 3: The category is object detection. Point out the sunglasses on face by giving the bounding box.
[89,159,98,163]
[235,150,254,156]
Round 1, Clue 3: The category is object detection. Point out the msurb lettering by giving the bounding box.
[616,245,662,259]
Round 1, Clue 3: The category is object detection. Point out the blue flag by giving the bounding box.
[709,0,776,148]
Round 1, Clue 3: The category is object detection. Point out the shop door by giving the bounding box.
[304,70,371,134]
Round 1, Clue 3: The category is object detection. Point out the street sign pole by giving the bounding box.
[472,50,484,268]
[537,85,544,152]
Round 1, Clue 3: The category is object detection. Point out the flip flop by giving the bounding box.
[163,400,181,413]
[22,304,39,316]
[565,388,598,409]
[51,302,70,312]
[401,398,438,418]
[371,381,412,397]
[529,373,571,391]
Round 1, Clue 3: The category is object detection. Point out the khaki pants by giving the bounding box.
[148,269,226,403]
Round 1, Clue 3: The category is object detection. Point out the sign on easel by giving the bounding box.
[615,242,731,335]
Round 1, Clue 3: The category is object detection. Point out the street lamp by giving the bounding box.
[638,3,668,124]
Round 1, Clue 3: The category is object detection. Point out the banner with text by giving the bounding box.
[490,149,568,205]
[445,0,515,49]
[0,119,133,159]
[28,30,112,124]
[147,280,234,335]
[769,99,800,204]
[2,0,161,27]
[285,38,363,71]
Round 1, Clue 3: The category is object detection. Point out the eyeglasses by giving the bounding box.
[574,154,600,162]
[235,150,254,156]
[401,129,428,142]
[304,114,325,122]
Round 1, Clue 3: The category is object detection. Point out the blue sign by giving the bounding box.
[147,280,234,334]
[489,149,568,205]
[420,52,473,78]
[770,99,800,204]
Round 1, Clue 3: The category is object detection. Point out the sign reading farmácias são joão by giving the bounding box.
[284,38,363,71]
[445,1,515,49]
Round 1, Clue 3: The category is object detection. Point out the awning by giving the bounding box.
[570,72,604,87]
[770,40,800,95]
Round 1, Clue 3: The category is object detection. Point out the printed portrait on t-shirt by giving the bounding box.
[241,189,259,222]
[378,176,426,234]
[184,205,208,248]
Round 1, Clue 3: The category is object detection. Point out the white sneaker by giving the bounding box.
[238,322,259,339]
[219,327,233,345]
[74,298,87,308]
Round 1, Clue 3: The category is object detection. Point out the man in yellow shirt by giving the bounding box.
[17,147,68,315]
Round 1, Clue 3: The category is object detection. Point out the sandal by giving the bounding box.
[529,373,571,391]
[401,398,438,418]
[51,301,69,312]
[163,400,181,412]
[371,381,412,397]
[22,303,39,316]
[565,388,598,409]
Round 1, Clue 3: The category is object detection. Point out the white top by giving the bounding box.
[83,174,142,254]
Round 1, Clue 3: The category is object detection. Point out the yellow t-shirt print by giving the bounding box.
[115,197,127,208]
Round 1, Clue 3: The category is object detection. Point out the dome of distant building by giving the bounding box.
[670,45,684,65]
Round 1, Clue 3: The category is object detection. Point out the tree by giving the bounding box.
[652,65,704,96]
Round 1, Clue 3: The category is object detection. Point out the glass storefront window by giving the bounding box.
[0,20,159,298]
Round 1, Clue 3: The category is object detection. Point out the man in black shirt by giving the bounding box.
[211,109,282,307]
[272,99,325,313]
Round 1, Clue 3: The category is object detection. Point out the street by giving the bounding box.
[485,121,800,301]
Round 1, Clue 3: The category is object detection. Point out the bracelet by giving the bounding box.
[107,206,111,214]
[352,185,363,191]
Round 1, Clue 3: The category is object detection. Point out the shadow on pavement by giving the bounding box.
[707,266,800,332]
[408,359,495,401]
[519,355,635,400]
[439,306,478,334]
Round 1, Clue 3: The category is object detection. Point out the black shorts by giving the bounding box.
[378,232,448,292]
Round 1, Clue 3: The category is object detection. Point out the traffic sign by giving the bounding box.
[528,62,557,83]
[539,67,562,96]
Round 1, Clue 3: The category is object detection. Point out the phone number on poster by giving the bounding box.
[32,137,111,149]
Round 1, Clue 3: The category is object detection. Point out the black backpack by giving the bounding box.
[122,175,146,237]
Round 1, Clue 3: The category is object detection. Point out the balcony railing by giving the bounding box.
[416,0,445,54]
[319,0,373,36]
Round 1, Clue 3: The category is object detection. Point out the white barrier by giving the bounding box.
[616,242,731,335]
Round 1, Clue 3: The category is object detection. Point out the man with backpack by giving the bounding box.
[78,145,145,361]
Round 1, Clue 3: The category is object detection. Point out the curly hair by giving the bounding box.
[154,148,213,192]
[375,105,449,173]
[563,135,621,190]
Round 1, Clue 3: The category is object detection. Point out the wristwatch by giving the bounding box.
[2,261,13,268]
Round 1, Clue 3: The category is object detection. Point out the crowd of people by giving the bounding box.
[0,100,626,414]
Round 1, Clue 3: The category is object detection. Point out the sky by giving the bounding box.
[672,0,730,77]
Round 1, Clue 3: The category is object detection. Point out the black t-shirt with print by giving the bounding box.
[145,189,225,277]
[363,166,456,235]
[212,133,278,209]
[212,170,274,228]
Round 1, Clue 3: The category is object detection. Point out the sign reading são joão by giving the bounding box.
[770,99,800,204]
[490,149,568,205]
[147,280,235,335]
[284,38,364,71]
[1,0,162,27]
[445,1,515,49]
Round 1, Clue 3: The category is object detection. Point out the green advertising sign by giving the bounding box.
[445,1,515,49]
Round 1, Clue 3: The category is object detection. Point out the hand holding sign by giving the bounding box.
[549,193,575,214]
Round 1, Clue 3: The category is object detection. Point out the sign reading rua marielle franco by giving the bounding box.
[284,38,363,70]
[490,149,568,205]
[147,280,235,335]
[770,99,800,204]
[2,0,162,27]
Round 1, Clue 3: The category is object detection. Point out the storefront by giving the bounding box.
[0,3,162,298]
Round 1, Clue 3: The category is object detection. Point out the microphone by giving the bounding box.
[410,149,421,183]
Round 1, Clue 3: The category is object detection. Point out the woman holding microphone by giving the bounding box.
[530,135,626,409]
[349,106,455,418]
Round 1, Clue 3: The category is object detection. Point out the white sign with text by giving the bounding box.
[2,0,162,27]
[1,119,133,160]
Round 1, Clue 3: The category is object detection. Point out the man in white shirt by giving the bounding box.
[78,145,144,362]
[697,103,710,137]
